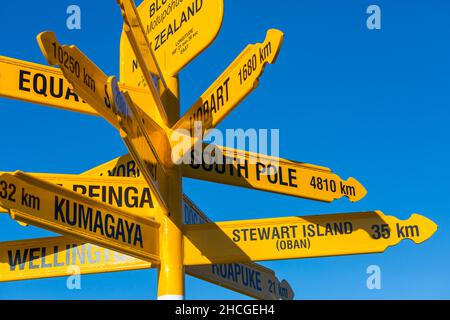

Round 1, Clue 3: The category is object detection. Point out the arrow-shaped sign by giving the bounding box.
[183,211,437,265]
[182,144,367,203]
[0,171,160,263]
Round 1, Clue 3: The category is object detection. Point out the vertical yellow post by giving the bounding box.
[157,75,185,300]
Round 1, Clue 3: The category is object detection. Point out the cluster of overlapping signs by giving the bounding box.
[0,0,437,300]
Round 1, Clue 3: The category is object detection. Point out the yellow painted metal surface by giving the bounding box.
[0,171,160,263]
[0,236,150,282]
[37,32,119,128]
[172,29,284,145]
[120,0,224,81]
[117,0,169,123]
[183,211,437,265]
[183,144,367,202]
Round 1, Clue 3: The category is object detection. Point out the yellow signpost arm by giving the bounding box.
[183,211,437,265]
[117,0,169,124]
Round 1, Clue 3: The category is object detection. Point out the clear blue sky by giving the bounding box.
[0,0,449,299]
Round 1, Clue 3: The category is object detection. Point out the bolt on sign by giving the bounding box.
[0,0,438,300]
[182,144,367,202]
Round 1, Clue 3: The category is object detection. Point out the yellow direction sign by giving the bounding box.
[183,144,367,202]
[120,0,224,82]
[0,173,163,218]
[172,29,284,143]
[117,0,168,123]
[37,32,119,129]
[0,171,160,263]
[0,236,150,282]
[183,211,437,265]
[0,55,165,123]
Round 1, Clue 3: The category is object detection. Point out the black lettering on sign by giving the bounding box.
[189,150,249,178]
[396,223,420,238]
[302,222,353,238]
[0,180,17,202]
[53,196,144,248]
[189,77,230,133]
[232,225,298,242]
[255,163,298,188]
[21,188,40,210]
[70,184,154,209]
[211,264,262,291]
[18,69,85,103]
[153,0,204,52]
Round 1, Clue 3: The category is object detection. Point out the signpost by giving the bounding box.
[183,211,437,265]
[0,171,160,263]
[0,0,438,300]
